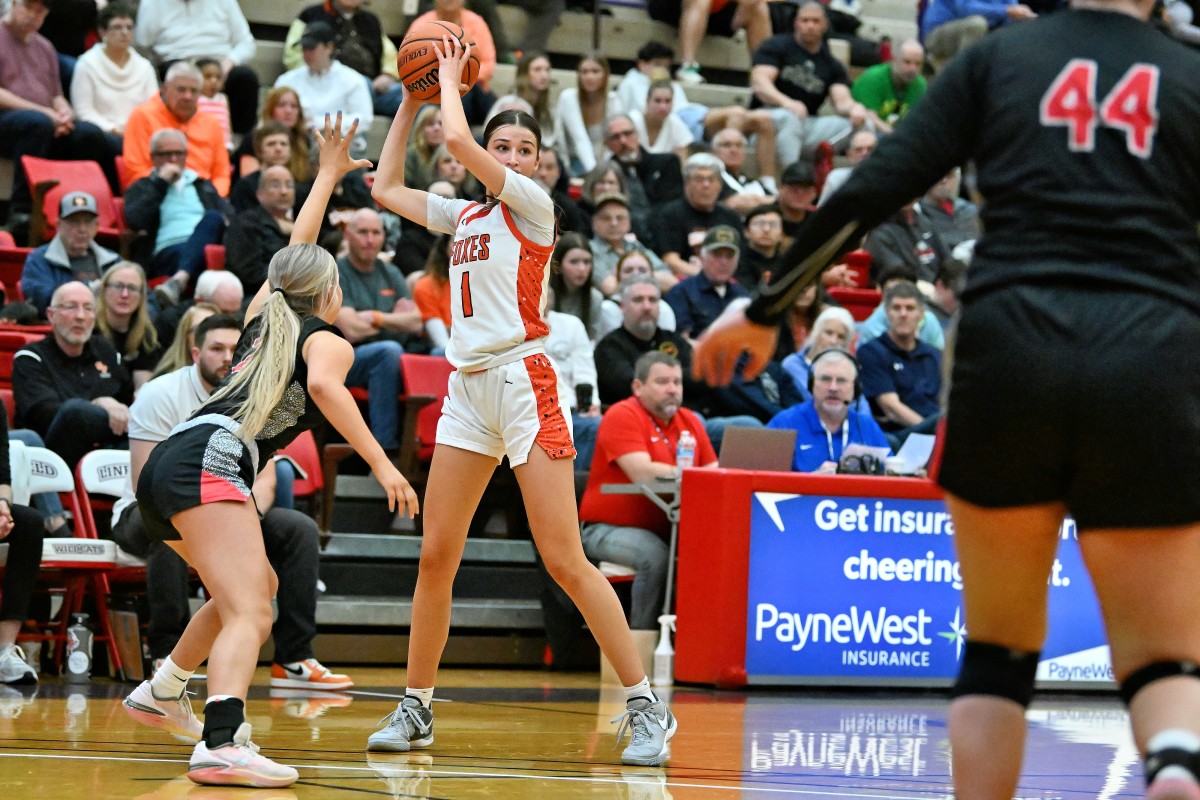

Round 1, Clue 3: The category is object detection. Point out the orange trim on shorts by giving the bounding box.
[523,353,575,460]
[199,470,249,504]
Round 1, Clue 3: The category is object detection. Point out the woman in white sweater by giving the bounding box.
[70,3,158,151]
[555,53,623,177]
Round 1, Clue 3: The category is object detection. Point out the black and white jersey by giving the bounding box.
[749,9,1200,324]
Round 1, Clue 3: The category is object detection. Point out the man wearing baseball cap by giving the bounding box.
[777,160,819,239]
[274,19,373,155]
[20,191,121,315]
[588,193,673,296]
[663,224,751,339]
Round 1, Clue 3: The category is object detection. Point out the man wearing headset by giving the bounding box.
[766,348,890,473]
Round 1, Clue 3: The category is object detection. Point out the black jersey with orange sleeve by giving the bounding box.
[746,9,1200,325]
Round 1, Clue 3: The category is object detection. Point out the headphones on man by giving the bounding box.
[807,348,862,403]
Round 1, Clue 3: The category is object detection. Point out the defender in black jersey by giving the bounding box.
[694,3,1200,798]
[126,118,419,789]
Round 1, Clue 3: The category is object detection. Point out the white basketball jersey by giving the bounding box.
[427,171,557,371]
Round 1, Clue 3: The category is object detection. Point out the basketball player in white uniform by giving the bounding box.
[368,37,678,766]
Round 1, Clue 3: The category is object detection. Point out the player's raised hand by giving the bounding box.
[433,36,473,95]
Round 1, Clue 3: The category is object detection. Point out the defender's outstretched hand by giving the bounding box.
[375,461,421,520]
[691,298,779,387]
[314,112,373,178]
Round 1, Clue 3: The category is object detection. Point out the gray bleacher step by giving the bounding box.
[322,532,536,563]
[315,595,544,629]
[332,473,387,500]
[191,594,545,629]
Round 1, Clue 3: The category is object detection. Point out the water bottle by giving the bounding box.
[65,692,88,735]
[675,431,695,477]
[653,614,676,688]
[66,613,92,682]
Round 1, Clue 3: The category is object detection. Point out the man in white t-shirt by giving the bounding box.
[109,314,353,692]
[274,21,374,155]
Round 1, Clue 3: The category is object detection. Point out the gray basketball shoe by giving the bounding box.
[367,696,435,752]
[611,696,678,766]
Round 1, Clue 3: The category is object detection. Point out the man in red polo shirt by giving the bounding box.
[579,351,717,629]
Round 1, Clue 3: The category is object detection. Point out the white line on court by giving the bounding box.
[0,752,949,799]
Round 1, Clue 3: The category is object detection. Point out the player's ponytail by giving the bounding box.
[208,243,337,438]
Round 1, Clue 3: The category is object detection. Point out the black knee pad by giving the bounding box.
[1120,660,1200,707]
[950,640,1040,708]
[1145,746,1200,786]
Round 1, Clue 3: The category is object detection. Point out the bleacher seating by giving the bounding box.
[0,330,43,389]
[20,157,125,249]
[0,0,921,672]
[241,1,757,72]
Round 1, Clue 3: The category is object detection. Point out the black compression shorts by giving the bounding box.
[937,281,1200,529]
[136,416,259,542]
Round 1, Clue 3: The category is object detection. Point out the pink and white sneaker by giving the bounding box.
[188,722,298,788]
[123,679,202,742]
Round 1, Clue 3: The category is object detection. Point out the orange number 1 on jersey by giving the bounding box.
[461,271,474,318]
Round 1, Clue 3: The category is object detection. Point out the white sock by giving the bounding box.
[150,655,193,699]
[624,677,656,704]
[405,686,434,709]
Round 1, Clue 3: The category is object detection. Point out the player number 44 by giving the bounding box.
[1039,59,1160,158]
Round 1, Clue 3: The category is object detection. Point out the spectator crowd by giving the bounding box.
[4,0,1083,677]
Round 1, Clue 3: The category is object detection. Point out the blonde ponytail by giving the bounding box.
[206,243,337,438]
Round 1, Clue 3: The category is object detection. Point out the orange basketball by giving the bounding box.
[397,20,480,103]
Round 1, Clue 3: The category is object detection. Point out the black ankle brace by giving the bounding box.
[202,697,245,748]
[1145,747,1200,786]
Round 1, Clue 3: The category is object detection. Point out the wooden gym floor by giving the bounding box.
[0,667,1145,799]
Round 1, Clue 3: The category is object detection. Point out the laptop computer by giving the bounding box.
[718,427,797,472]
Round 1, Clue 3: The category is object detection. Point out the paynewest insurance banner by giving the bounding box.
[746,493,1112,685]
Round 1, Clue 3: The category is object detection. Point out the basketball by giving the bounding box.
[397,20,480,103]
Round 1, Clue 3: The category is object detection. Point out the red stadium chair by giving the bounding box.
[0,246,31,303]
[828,287,883,322]
[396,354,456,475]
[0,330,44,389]
[19,156,124,248]
[204,244,226,271]
[842,250,872,288]
[0,388,13,427]
[114,155,134,193]
[277,430,326,524]
[8,444,124,677]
